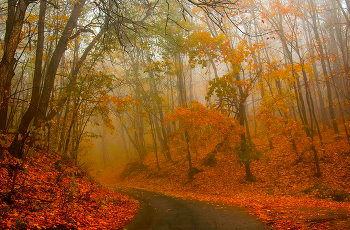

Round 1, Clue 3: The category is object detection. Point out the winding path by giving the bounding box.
[119,187,272,230]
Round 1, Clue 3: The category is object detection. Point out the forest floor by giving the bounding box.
[0,149,139,229]
[100,133,350,230]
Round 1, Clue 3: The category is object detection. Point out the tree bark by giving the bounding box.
[0,0,30,133]
[46,25,105,120]
[308,0,339,134]
[34,0,86,127]
[6,0,46,158]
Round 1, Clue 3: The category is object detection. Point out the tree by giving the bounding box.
[8,0,87,159]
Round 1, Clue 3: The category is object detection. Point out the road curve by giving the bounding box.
[118,187,272,230]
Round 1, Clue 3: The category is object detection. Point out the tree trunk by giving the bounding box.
[150,75,172,161]
[235,70,255,181]
[46,25,105,120]
[0,0,30,132]
[34,0,86,127]
[175,53,193,180]
[120,121,143,165]
[308,0,339,134]
[149,114,161,170]
[7,0,47,159]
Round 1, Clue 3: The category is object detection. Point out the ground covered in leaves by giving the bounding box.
[0,149,138,229]
[104,130,350,230]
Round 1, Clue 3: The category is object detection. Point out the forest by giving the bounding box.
[1,0,350,229]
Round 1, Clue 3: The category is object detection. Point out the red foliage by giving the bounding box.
[0,150,138,229]
[112,124,350,229]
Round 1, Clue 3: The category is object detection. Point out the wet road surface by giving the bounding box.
[118,187,272,230]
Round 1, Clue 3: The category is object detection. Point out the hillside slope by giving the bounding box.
[108,133,350,229]
[0,149,138,229]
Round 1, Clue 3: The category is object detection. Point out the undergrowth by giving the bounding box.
[109,129,350,230]
[0,149,138,229]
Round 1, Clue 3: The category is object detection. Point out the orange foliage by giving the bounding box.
[164,101,243,157]
[112,122,350,229]
[0,150,138,229]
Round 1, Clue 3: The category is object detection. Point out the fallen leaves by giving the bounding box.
[110,126,350,229]
[0,150,138,229]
